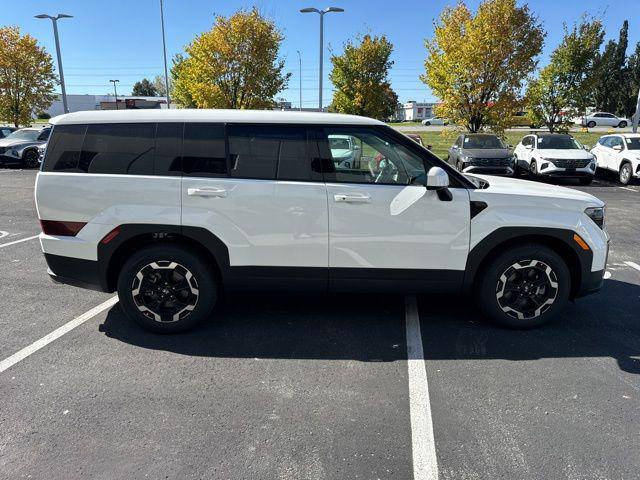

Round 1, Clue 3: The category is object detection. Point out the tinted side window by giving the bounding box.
[182,123,227,176]
[154,123,183,176]
[42,124,87,172]
[38,129,51,141]
[79,123,155,174]
[228,125,316,181]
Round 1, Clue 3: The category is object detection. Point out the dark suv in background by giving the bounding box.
[448,133,515,176]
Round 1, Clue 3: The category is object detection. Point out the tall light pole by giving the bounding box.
[296,50,302,111]
[633,86,640,134]
[159,0,171,108]
[35,13,73,114]
[109,80,120,110]
[300,6,344,112]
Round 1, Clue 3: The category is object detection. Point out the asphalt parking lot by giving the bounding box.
[1,167,639,479]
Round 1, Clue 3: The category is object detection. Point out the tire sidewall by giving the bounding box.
[476,244,571,329]
[619,163,631,185]
[23,150,39,168]
[117,244,217,333]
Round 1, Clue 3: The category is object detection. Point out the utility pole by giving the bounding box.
[35,14,73,114]
[159,0,171,108]
[300,7,344,112]
[109,80,120,110]
[297,50,302,111]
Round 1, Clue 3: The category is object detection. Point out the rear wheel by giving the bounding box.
[619,162,632,185]
[476,244,571,328]
[22,150,39,168]
[117,245,217,333]
[587,121,596,128]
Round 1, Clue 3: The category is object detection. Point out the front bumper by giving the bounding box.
[537,162,596,178]
[462,165,514,176]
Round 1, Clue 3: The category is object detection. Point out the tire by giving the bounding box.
[619,162,632,185]
[424,122,431,126]
[618,121,627,128]
[578,176,593,186]
[117,244,218,333]
[587,121,596,128]
[22,149,39,168]
[476,244,571,328]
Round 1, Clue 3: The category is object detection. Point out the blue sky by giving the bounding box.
[4,0,638,107]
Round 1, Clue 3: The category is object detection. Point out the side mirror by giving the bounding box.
[426,167,449,190]
[612,145,622,151]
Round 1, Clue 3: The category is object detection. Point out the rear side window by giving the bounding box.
[182,123,227,176]
[42,124,87,172]
[154,123,183,176]
[227,125,316,181]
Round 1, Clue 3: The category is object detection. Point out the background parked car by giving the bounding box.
[510,111,538,128]
[448,133,515,176]
[0,127,51,168]
[328,134,361,169]
[591,134,640,185]
[421,117,448,126]
[580,112,629,128]
[513,133,596,185]
[0,126,17,139]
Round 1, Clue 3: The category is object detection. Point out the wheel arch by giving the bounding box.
[463,228,592,299]
[99,224,230,292]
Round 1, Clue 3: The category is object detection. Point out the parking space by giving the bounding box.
[1,168,639,479]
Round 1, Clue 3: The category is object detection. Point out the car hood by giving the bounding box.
[468,174,604,207]
[0,138,40,148]
[461,148,511,158]
[535,149,593,159]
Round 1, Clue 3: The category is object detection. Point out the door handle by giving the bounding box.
[334,193,371,203]
[187,187,227,198]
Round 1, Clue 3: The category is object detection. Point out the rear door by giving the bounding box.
[180,123,329,290]
[318,126,470,293]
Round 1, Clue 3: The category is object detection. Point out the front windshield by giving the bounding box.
[6,130,39,141]
[625,137,640,150]
[464,135,505,149]
[537,136,582,150]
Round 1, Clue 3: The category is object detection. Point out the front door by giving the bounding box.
[317,126,470,293]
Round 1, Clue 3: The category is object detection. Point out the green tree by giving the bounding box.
[152,75,167,97]
[0,26,56,127]
[593,20,628,114]
[328,34,398,120]
[527,18,604,132]
[131,78,158,96]
[170,54,196,108]
[422,0,544,133]
[171,8,289,109]
[623,42,640,118]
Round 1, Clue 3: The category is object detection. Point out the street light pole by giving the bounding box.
[633,86,640,134]
[159,0,171,108]
[109,80,120,110]
[297,50,302,111]
[300,6,344,112]
[35,13,73,114]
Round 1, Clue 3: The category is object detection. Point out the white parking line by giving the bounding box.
[624,261,640,273]
[0,230,9,239]
[405,296,439,480]
[619,187,637,192]
[0,235,39,249]
[0,296,118,374]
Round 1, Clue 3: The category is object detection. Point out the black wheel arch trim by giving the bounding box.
[463,227,596,299]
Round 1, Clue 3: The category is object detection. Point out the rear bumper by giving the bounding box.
[45,253,110,292]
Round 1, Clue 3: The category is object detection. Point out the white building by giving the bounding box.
[46,94,170,117]
[401,101,437,121]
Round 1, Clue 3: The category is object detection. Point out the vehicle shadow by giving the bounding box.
[99,279,640,373]
[99,292,408,362]
[418,278,640,374]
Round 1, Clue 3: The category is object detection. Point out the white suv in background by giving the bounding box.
[580,112,629,129]
[591,134,640,185]
[36,110,608,332]
[513,133,596,185]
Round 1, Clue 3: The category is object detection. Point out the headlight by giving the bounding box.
[585,206,605,229]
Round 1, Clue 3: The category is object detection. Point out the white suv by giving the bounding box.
[591,134,640,185]
[36,110,609,332]
[514,133,597,185]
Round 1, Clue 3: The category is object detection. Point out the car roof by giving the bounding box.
[50,109,385,126]
[463,133,499,137]
[535,132,572,137]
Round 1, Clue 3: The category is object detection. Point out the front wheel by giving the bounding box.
[618,121,627,128]
[619,162,632,185]
[22,150,39,168]
[117,244,218,333]
[476,244,571,328]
